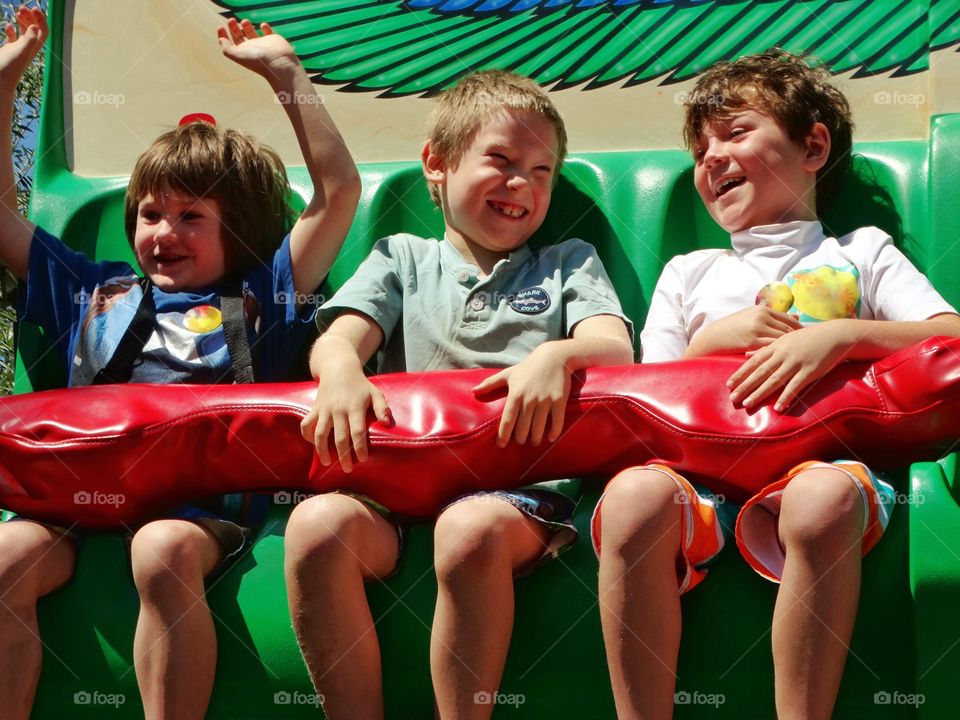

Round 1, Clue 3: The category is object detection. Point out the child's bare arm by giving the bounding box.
[0,7,46,279]
[218,18,361,304]
[728,313,960,411]
[473,314,633,447]
[683,306,802,358]
[300,312,390,472]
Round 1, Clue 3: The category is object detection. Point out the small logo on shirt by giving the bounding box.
[509,287,551,315]
[183,305,222,333]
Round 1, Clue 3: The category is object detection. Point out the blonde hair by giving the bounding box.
[125,121,294,278]
[425,70,567,206]
[683,48,853,212]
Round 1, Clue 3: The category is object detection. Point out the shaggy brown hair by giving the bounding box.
[683,49,853,212]
[125,121,293,278]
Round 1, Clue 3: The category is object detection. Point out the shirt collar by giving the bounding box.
[730,220,824,255]
[440,235,532,280]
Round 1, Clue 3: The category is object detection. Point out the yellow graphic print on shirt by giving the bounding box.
[183,305,223,333]
[787,265,861,322]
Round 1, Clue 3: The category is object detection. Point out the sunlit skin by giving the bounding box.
[424,108,558,274]
[133,189,227,292]
[692,109,826,233]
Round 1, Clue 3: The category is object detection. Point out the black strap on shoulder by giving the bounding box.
[92,277,256,385]
[220,286,255,384]
[92,277,156,385]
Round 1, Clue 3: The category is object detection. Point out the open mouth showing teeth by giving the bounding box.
[156,255,187,264]
[715,177,745,198]
[489,200,526,218]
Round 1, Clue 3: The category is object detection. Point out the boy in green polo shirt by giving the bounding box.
[292,70,634,719]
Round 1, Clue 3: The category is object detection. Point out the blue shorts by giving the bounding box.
[444,488,578,576]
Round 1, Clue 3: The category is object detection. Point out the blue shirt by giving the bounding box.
[21,226,319,386]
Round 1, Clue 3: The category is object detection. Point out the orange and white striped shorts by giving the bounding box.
[591,464,728,594]
[592,460,894,591]
[735,460,893,583]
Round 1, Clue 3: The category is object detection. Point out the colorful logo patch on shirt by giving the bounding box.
[786,264,861,322]
[509,287,551,315]
[182,305,223,333]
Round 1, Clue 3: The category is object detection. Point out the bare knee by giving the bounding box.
[433,500,519,583]
[0,522,76,606]
[284,494,395,579]
[599,468,683,558]
[779,468,864,552]
[130,521,211,597]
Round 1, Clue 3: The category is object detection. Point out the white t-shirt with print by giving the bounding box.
[641,220,955,363]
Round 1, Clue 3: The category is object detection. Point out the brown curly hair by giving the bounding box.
[682,49,853,212]
[125,121,294,279]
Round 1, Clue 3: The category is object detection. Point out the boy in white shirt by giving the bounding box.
[595,49,960,720]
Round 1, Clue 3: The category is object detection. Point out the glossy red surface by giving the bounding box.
[1,337,957,527]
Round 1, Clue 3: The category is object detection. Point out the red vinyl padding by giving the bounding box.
[1,337,958,527]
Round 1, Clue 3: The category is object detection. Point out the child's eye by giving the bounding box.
[488,152,508,162]
[140,209,161,222]
[730,127,747,138]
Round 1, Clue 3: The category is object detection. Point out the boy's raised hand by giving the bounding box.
[0,6,46,91]
[727,321,850,412]
[217,17,299,80]
[473,344,572,448]
[216,15,359,312]
[0,6,46,280]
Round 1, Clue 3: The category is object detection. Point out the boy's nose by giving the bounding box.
[154,219,175,240]
[702,139,726,169]
[505,172,528,190]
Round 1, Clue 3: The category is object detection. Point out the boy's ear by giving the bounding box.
[421,140,446,185]
[802,122,831,173]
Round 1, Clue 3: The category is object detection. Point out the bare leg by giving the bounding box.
[598,469,683,720]
[773,467,864,720]
[131,519,225,720]
[284,494,398,720]
[431,497,552,720]
[0,520,77,720]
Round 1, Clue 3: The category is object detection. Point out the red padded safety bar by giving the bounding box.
[1,337,958,527]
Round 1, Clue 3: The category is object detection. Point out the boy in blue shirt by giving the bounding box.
[0,10,359,719]
[595,49,960,719]
[294,70,634,718]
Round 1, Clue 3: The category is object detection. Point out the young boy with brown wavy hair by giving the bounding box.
[595,49,960,719]
[293,69,634,718]
[0,9,359,719]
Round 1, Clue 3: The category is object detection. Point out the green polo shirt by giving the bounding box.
[318,233,633,498]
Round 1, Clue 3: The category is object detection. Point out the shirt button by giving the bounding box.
[456,269,470,283]
[470,295,486,311]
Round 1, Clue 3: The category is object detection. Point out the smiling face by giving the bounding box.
[133,188,227,291]
[424,109,559,272]
[693,109,828,233]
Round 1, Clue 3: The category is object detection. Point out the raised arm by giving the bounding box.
[300,311,390,472]
[0,7,46,280]
[217,18,361,302]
